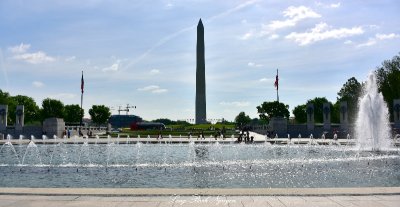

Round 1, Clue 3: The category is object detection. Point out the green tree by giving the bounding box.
[331,102,340,124]
[89,105,111,126]
[293,104,307,123]
[0,90,11,123]
[256,101,290,122]
[306,97,330,123]
[175,120,191,126]
[64,104,84,123]
[337,77,362,122]
[0,89,10,105]
[234,112,251,128]
[375,52,400,121]
[8,95,40,125]
[41,98,65,120]
[152,118,174,125]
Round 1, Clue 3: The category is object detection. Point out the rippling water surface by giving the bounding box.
[0,142,399,188]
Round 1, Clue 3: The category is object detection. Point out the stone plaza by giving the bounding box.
[0,188,400,207]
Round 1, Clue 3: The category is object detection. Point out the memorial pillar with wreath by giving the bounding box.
[323,103,331,130]
[15,105,24,131]
[340,101,348,130]
[394,99,400,128]
[0,105,7,131]
[306,103,314,131]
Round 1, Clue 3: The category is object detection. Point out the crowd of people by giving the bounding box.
[237,130,254,143]
[62,129,93,138]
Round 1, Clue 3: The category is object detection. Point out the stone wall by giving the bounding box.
[0,126,42,139]
[252,123,348,139]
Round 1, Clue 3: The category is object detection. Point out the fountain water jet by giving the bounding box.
[22,139,42,166]
[355,72,392,151]
[0,135,20,165]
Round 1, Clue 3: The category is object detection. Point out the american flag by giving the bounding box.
[81,71,84,93]
[274,69,279,90]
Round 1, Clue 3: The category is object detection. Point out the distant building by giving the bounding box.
[131,122,165,131]
[108,115,143,128]
[108,114,165,130]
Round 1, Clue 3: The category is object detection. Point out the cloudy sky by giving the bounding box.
[0,0,399,122]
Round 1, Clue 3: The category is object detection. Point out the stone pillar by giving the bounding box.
[15,105,24,131]
[306,103,314,131]
[323,103,331,130]
[269,117,287,137]
[394,99,400,128]
[340,101,348,130]
[43,118,65,138]
[0,105,7,131]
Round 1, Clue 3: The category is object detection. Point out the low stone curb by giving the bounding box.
[1,187,400,196]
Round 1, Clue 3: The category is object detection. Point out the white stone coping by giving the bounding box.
[0,187,399,196]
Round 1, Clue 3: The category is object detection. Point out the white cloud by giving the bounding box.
[240,31,254,40]
[316,2,341,8]
[248,62,263,67]
[9,43,31,53]
[13,51,55,64]
[259,78,273,82]
[330,2,341,8]
[285,22,364,46]
[152,88,168,93]
[344,40,353,45]
[356,39,376,47]
[138,85,168,93]
[267,19,296,31]
[266,6,321,31]
[102,60,120,72]
[356,33,399,48]
[150,69,160,75]
[103,63,119,71]
[269,34,280,40]
[165,2,173,9]
[32,81,44,88]
[138,85,159,91]
[259,5,342,41]
[220,101,250,107]
[368,25,379,30]
[65,56,76,62]
[375,33,400,40]
[284,6,321,19]
[9,43,55,64]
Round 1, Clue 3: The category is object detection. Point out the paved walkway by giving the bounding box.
[2,131,399,146]
[0,137,357,145]
[0,194,399,207]
[0,188,400,207]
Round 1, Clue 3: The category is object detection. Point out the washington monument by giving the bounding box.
[196,19,206,124]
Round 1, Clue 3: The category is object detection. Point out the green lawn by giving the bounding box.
[110,123,237,137]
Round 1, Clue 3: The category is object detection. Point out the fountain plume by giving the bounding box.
[355,72,392,150]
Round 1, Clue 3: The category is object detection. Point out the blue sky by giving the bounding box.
[0,0,399,122]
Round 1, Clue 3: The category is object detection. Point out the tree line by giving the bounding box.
[0,93,111,126]
[1,53,399,128]
[236,52,400,126]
